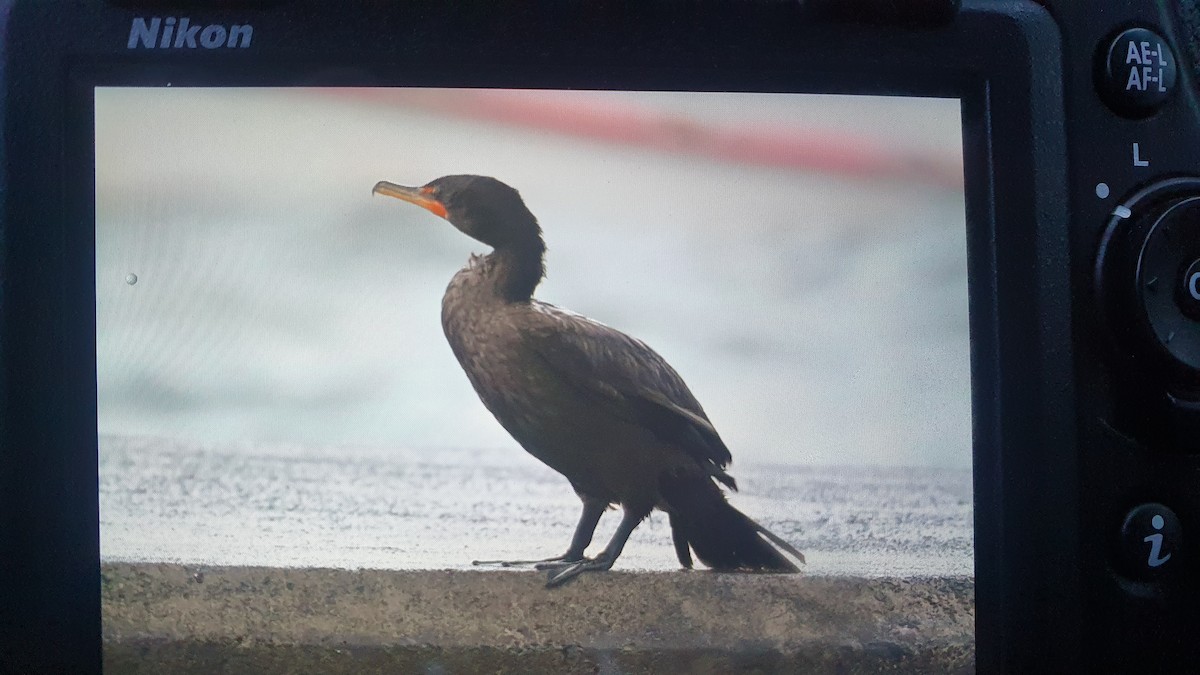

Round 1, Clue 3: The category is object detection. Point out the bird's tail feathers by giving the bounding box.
[659,470,803,572]
[668,511,695,569]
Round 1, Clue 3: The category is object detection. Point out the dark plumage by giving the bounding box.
[373,174,804,585]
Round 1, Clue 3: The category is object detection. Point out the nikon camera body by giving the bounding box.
[2,1,1199,672]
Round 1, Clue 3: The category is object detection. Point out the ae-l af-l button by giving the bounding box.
[1097,27,1178,118]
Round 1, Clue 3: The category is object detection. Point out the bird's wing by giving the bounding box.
[521,303,735,477]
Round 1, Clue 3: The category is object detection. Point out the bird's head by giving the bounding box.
[373,175,541,249]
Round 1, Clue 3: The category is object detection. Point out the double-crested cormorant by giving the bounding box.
[373,175,804,586]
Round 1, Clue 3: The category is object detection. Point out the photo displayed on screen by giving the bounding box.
[95,87,970,579]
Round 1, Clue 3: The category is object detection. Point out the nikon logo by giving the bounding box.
[127,17,253,50]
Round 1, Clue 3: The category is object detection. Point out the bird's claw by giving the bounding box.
[471,560,523,568]
[473,558,555,568]
[473,554,583,568]
[533,559,579,571]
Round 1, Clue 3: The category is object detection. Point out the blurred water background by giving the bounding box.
[96,88,971,576]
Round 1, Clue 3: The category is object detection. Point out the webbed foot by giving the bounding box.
[544,555,616,587]
[472,554,582,568]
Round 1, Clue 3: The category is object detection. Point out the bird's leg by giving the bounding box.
[473,497,605,567]
[544,506,648,587]
[531,496,606,569]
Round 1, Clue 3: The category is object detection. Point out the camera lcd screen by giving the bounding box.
[95,87,970,578]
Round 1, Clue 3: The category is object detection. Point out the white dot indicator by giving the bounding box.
[1096,182,1111,199]
[125,273,138,285]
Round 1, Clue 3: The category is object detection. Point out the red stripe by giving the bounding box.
[328,88,963,189]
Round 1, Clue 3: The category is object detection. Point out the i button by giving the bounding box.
[1119,503,1182,579]
[1097,27,1178,117]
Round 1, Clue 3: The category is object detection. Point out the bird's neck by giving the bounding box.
[486,235,546,302]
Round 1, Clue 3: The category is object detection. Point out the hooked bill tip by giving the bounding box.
[372,180,449,219]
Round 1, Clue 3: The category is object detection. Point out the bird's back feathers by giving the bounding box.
[521,301,737,489]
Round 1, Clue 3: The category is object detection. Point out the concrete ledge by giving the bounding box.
[102,563,974,674]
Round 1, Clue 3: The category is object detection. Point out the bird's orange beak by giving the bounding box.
[372,181,449,219]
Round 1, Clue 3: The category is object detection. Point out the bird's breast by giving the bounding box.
[440,270,551,428]
[438,265,687,503]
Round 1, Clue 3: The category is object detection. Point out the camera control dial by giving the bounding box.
[1096,178,1200,385]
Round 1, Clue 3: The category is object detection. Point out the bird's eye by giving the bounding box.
[420,186,437,196]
